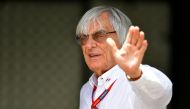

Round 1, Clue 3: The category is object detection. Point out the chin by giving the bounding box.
[89,63,112,75]
[88,62,104,71]
[89,62,102,69]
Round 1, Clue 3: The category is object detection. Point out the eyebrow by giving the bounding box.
[91,29,106,36]
[78,29,106,37]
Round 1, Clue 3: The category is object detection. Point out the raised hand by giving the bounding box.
[107,26,148,78]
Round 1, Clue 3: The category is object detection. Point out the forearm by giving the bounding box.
[130,64,173,107]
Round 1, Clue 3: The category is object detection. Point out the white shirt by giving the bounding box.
[79,65,172,109]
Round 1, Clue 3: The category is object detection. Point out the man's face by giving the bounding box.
[81,12,121,76]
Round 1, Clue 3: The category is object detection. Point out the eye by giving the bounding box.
[96,33,105,38]
[93,33,106,42]
[76,34,88,45]
[79,34,87,40]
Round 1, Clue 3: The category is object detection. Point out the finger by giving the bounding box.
[106,38,119,55]
[136,31,144,49]
[131,26,140,45]
[126,26,134,44]
[138,40,148,64]
[139,40,148,55]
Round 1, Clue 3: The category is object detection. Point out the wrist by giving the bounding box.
[127,70,142,81]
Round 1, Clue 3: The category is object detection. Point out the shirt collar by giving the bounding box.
[89,65,125,88]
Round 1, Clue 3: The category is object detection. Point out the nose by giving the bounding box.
[85,36,97,49]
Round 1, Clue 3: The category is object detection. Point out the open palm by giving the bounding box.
[107,26,148,78]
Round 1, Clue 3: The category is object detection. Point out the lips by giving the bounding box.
[88,53,101,59]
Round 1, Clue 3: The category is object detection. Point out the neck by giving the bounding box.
[94,64,116,77]
[95,69,108,78]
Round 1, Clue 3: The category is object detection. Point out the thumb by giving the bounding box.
[106,38,118,55]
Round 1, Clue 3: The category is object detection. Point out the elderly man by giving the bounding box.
[76,6,172,109]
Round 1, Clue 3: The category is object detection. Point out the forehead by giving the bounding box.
[87,12,113,34]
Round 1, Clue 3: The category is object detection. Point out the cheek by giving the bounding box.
[104,46,114,62]
[81,47,88,60]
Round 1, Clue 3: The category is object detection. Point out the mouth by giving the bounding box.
[88,53,101,59]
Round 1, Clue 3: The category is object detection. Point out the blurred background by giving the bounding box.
[0,0,182,109]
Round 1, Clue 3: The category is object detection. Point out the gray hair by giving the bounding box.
[76,6,132,45]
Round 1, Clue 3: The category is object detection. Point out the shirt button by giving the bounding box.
[106,78,111,82]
